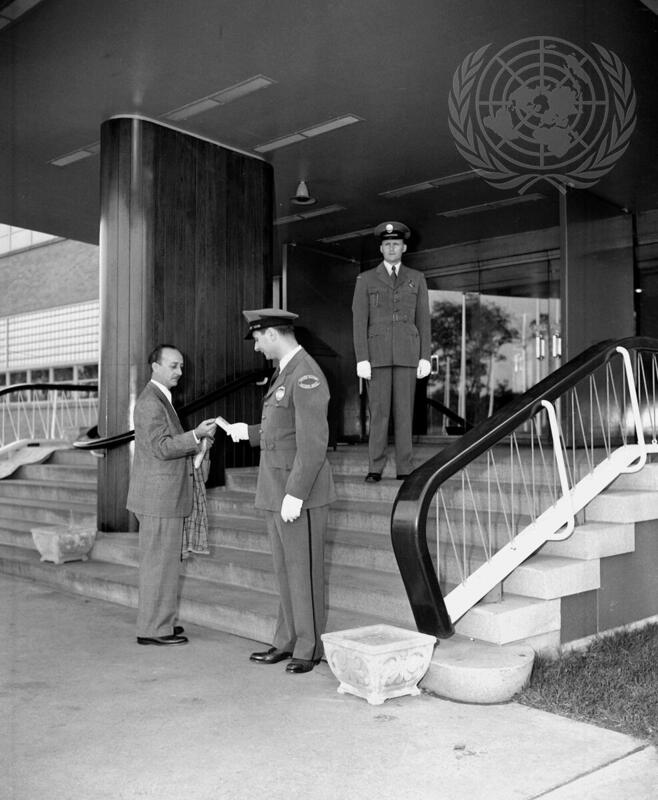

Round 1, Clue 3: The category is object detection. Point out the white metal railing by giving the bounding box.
[0,383,98,449]
[392,338,658,635]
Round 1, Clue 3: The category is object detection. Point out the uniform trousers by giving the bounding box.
[265,506,328,661]
[368,365,416,475]
[136,514,183,637]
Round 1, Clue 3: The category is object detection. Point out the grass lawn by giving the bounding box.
[516,622,658,746]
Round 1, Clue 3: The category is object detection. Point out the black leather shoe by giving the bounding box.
[137,634,188,646]
[286,658,319,674]
[396,474,410,479]
[249,646,293,664]
[174,625,184,636]
[365,472,381,483]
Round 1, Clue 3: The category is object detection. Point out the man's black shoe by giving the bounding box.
[137,634,188,646]
[365,472,381,483]
[174,625,184,636]
[286,658,319,674]
[396,474,410,479]
[249,647,293,664]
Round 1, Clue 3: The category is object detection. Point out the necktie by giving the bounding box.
[268,367,279,388]
[391,266,397,281]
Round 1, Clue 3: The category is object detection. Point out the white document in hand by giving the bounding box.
[214,416,231,433]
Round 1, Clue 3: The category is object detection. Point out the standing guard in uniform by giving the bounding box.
[352,221,431,482]
[223,308,336,674]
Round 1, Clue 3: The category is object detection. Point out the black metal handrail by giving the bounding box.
[390,336,658,639]
[72,368,271,450]
[0,381,98,397]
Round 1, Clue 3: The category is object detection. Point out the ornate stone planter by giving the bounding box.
[321,624,436,705]
[31,525,97,565]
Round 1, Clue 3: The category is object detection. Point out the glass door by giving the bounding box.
[425,257,560,433]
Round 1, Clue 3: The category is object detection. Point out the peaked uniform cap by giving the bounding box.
[374,221,411,240]
[242,307,299,339]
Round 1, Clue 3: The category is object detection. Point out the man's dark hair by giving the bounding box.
[272,325,295,337]
[148,344,181,365]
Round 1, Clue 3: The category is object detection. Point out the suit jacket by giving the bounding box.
[352,262,431,367]
[248,348,336,512]
[126,381,200,518]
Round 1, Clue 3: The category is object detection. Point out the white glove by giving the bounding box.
[280,494,303,522]
[225,422,249,443]
[356,360,372,380]
[417,359,431,379]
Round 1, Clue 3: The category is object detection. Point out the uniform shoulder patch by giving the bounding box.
[298,374,321,389]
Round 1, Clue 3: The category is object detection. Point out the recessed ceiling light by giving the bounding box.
[318,227,374,243]
[438,193,544,217]
[255,115,363,153]
[380,171,479,198]
[211,75,276,104]
[164,75,276,122]
[0,0,45,22]
[49,141,100,167]
[255,133,306,153]
[274,205,345,225]
[300,115,362,138]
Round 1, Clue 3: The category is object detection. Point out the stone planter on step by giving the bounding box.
[31,525,97,565]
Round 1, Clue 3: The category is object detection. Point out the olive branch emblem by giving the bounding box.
[448,41,637,194]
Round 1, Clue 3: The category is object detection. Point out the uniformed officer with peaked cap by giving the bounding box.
[352,222,431,481]
[222,308,336,673]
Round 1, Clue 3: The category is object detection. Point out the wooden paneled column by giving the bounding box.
[98,116,273,532]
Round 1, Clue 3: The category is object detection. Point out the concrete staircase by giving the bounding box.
[1,443,657,701]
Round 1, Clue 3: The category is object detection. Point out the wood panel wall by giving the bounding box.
[98,117,273,532]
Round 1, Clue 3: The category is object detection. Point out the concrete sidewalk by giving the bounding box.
[1,573,656,800]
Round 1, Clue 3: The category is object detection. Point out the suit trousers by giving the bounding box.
[265,506,328,661]
[136,514,183,637]
[368,365,416,475]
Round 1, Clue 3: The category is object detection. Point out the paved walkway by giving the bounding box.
[1,573,656,800]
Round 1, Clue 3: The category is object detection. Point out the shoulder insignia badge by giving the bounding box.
[275,386,286,402]
[298,374,320,390]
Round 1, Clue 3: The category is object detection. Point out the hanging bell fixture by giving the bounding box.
[290,180,317,205]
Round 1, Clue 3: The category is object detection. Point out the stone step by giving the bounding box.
[91,533,414,624]
[539,521,635,560]
[0,478,96,505]
[453,593,561,646]
[0,495,96,527]
[204,516,400,572]
[207,491,393,534]
[48,448,100,467]
[0,541,561,650]
[611,461,658,491]
[585,489,658,523]
[13,463,97,484]
[502,552,600,599]
[0,544,402,645]
[92,518,600,604]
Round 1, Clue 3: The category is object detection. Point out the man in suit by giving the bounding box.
[127,344,217,646]
[352,221,431,481]
[224,309,336,674]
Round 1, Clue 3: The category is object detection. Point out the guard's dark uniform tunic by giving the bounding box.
[248,347,336,661]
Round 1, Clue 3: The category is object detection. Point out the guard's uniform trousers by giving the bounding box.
[352,263,431,475]
[248,348,336,661]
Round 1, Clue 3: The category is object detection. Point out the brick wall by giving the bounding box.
[0,239,99,316]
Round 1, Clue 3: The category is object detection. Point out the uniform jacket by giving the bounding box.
[248,348,336,512]
[126,381,200,518]
[352,262,431,367]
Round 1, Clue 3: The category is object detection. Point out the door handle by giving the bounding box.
[535,335,546,360]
